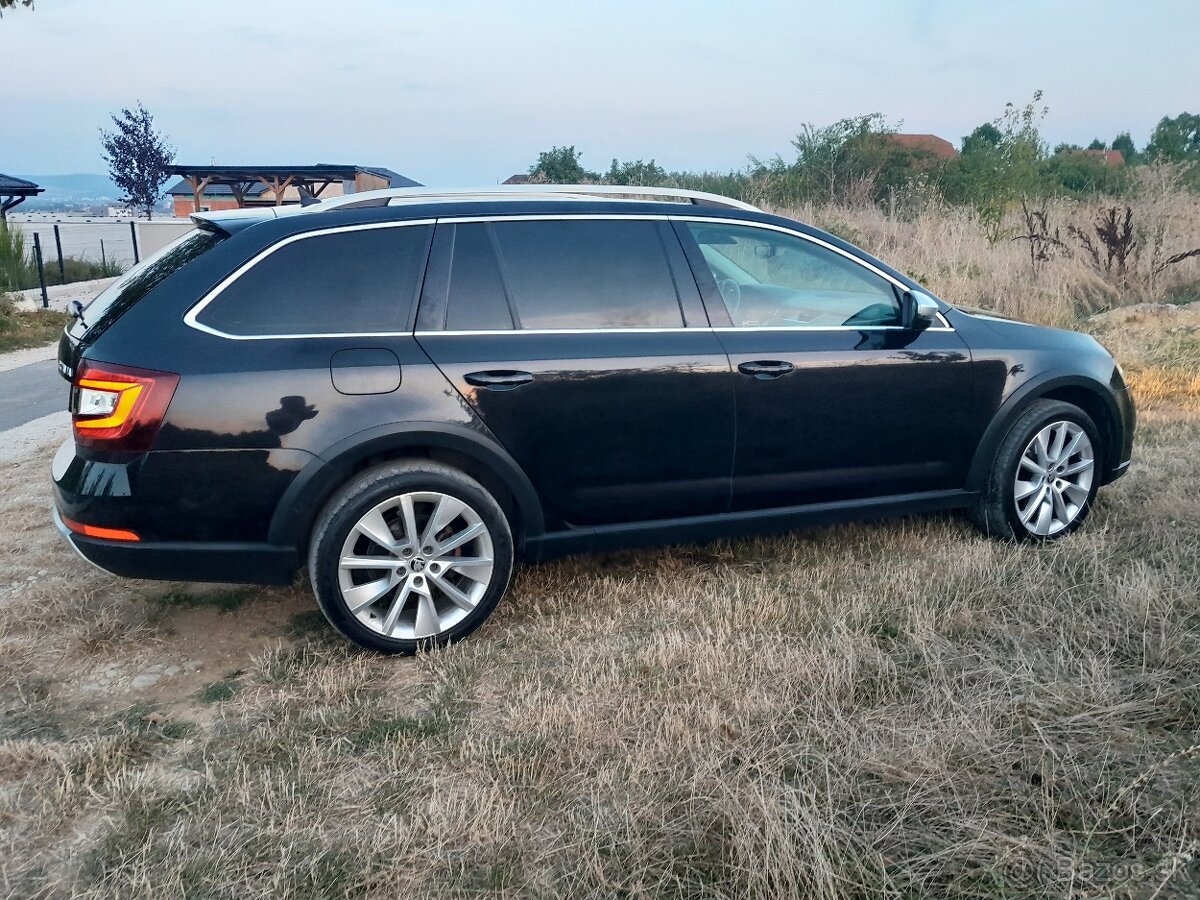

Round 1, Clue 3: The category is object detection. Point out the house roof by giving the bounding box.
[166,179,270,197]
[503,174,537,185]
[885,134,959,160]
[1081,149,1125,166]
[0,173,44,194]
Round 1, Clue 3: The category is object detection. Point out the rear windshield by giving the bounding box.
[69,228,224,338]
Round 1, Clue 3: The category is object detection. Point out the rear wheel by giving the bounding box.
[309,461,514,653]
[970,399,1102,541]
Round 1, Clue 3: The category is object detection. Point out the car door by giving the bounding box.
[415,216,735,527]
[676,218,994,511]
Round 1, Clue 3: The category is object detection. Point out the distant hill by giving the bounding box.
[23,173,122,210]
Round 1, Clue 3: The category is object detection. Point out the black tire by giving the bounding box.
[970,399,1103,541]
[308,460,514,654]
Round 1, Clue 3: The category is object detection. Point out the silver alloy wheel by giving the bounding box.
[1014,420,1095,537]
[337,491,495,640]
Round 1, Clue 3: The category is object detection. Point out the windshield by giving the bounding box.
[69,228,224,338]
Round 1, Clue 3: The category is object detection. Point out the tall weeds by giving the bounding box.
[0,220,34,292]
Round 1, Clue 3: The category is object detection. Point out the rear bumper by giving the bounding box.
[53,506,299,584]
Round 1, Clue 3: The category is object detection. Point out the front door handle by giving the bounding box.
[737,360,794,379]
[464,370,535,390]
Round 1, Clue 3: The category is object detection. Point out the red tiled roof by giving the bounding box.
[1081,149,1125,166]
[885,134,959,160]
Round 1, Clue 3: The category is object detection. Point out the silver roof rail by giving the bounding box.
[311,183,759,213]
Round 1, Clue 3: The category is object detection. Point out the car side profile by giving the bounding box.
[52,185,1135,652]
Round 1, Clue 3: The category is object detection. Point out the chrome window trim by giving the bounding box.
[417,324,955,337]
[182,219,436,341]
[183,212,955,340]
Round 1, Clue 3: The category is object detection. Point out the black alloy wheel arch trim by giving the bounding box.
[266,421,546,552]
[963,371,1124,491]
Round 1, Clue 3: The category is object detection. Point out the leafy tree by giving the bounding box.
[940,91,1049,238]
[604,158,667,186]
[528,145,598,182]
[1111,132,1137,164]
[784,113,903,205]
[1054,143,1083,155]
[1039,153,1129,197]
[0,0,35,15]
[1145,113,1200,162]
[100,103,174,219]
[1087,138,1107,151]
[961,123,1002,156]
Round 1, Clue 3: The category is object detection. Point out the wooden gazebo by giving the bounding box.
[164,165,420,215]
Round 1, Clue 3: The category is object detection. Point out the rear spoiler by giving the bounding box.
[190,205,304,237]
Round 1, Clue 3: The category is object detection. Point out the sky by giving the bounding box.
[4,0,1198,185]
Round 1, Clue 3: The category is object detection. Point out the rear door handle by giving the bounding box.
[737,360,794,379]
[464,370,535,390]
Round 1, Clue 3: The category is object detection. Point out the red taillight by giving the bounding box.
[61,515,140,542]
[71,361,178,452]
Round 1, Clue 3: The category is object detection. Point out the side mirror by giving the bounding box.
[902,290,940,330]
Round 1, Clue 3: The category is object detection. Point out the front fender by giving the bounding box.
[965,371,1123,491]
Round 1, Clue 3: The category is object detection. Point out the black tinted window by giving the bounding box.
[196,224,431,336]
[491,220,683,329]
[687,222,900,328]
[72,228,224,338]
[445,224,513,331]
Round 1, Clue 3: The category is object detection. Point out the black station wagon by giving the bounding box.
[53,185,1135,652]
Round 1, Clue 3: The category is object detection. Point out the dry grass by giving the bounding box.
[0,295,70,353]
[2,202,1199,899]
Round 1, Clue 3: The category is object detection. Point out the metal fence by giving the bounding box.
[6,217,194,306]
[10,218,141,269]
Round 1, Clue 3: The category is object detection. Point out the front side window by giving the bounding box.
[195,224,431,336]
[490,219,684,329]
[686,222,901,328]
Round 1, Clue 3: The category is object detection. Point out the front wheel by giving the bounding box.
[970,399,1102,541]
[308,461,514,653]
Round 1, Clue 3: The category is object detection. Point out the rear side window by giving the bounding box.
[194,224,431,336]
[491,219,683,329]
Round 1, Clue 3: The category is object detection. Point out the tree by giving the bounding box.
[940,91,1049,238]
[0,0,35,15]
[784,113,901,205]
[604,158,667,186]
[1111,132,1137,164]
[1087,138,1107,151]
[961,123,1002,156]
[100,103,175,219]
[528,145,597,182]
[1145,113,1200,162]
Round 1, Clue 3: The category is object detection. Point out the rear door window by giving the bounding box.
[193,224,431,337]
[490,219,684,329]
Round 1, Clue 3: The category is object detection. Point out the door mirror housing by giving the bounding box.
[902,290,940,330]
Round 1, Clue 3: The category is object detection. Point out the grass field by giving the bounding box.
[1,199,1198,898]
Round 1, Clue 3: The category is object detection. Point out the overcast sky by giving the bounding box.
[4,0,1198,184]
